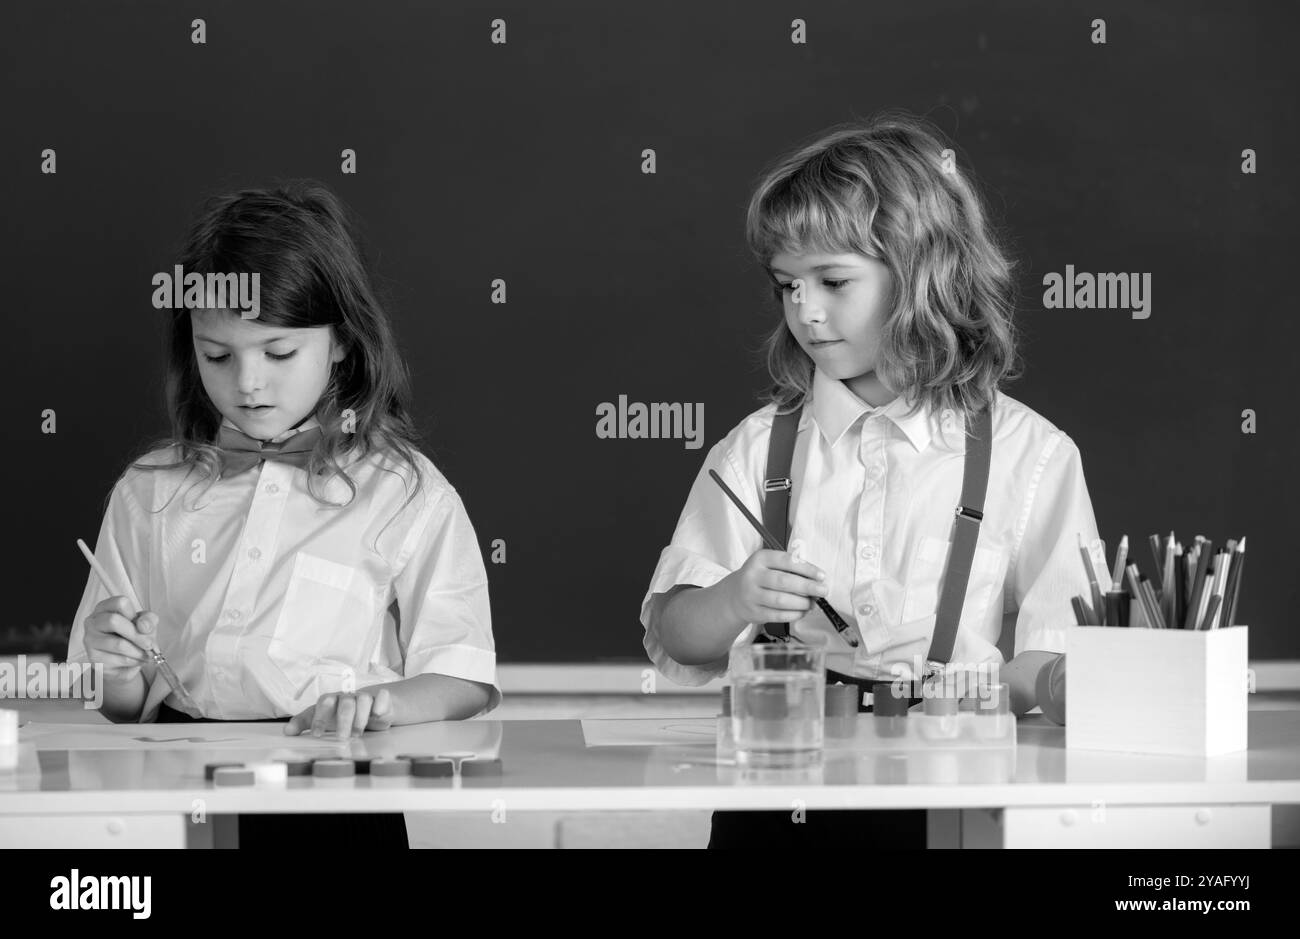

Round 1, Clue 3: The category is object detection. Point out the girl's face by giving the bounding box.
[190,309,346,441]
[769,249,897,408]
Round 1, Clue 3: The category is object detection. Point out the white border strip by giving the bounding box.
[500,662,1300,695]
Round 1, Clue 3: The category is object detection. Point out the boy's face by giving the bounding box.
[769,249,897,407]
[191,309,346,441]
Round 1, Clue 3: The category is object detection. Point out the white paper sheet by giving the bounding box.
[20,720,503,759]
[581,718,717,747]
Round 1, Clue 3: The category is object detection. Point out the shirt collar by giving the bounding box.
[808,367,936,452]
[220,414,321,446]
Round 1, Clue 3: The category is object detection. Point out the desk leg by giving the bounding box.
[960,805,1272,848]
[927,809,962,848]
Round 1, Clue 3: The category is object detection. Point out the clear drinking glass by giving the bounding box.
[729,643,825,768]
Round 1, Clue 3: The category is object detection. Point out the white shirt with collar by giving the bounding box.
[640,367,1103,686]
[69,416,500,721]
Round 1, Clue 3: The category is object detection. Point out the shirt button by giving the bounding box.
[858,604,875,617]
[266,483,280,495]
[226,609,242,622]
[867,464,885,479]
[860,545,877,560]
[248,547,262,561]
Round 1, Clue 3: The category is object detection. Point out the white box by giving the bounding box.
[1066,625,1248,756]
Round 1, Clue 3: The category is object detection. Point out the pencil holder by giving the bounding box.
[1065,625,1248,756]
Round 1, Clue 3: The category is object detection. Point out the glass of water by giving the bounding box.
[729,643,826,768]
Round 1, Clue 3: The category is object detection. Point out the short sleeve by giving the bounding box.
[1008,433,1102,657]
[639,433,763,687]
[67,476,172,722]
[390,485,500,717]
[68,479,153,662]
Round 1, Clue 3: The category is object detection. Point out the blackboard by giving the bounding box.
[6,1,1296,664]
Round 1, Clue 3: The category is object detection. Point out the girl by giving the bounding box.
[640,111,1100,848]
[68,182,500,849]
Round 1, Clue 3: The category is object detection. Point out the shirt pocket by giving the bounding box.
[268,552,376,698]
[899,535,1009,631]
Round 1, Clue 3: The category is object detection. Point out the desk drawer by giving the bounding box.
[0,814,184,848]
[985,804,1270,848]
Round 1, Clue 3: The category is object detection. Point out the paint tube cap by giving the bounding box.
[871,681,910,717]
[205,761,243,781]
[825,682,859,717]
[370,758,412,777]
[720,686,732,717]
[923,693,959,716]
[411,757,454,778]
[460,757,502,777]
[247,761,288,786]
[279,757,314,777]
[213,766,255,786]
[312,759,355,778]
[975,682,1011,716]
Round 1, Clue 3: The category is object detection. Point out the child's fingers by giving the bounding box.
[94,634,151,662]
[757,588,814,612]
[366,689,393,731]
[760,570,828,597]
[91,610,153,651]
[92,595,137,618]
[133,611,158,638]
[351,694,373,736]
[334,695,357,740]
[311,694,338,737]
[761,551,826,582]
[284,705,315,736]
[91,652,146,675]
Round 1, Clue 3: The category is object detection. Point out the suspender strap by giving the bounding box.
[760,407,801,640]
[926,404,994,673]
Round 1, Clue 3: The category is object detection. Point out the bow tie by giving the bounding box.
[216,424,323,477]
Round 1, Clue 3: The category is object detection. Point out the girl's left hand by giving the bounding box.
[285,688,394,739]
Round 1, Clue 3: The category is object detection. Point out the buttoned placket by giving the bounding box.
[204,460,295,716]
[854,415,889,651]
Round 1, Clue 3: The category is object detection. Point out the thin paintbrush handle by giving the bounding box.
[708,471,859,646]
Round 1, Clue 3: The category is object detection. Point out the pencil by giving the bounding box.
[1148,534,1164,584]
[1184,541,1213,629]
[1173,542,1186,628]
[1199,594,1222,632]
[1110,535,1129,593]
[1125,566,1151,627]
[1078,534,1105,619]
[1071,595,1093,626]
[1139,576,1166,629]
[1161,532,1176,629]
[1223,537,1247,628]
[1105,590,1129,628]
[708,470,859,647]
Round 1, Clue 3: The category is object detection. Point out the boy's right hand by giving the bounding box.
[83,596,157,682]
[724,549,828,626]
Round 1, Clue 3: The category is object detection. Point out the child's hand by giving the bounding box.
[724,549,828,626]
[285,688,394,740]
[83,596,157,683]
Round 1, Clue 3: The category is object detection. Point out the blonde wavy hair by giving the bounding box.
[745,109,1023,428]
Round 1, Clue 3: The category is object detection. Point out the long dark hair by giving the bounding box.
[133,181,425,509]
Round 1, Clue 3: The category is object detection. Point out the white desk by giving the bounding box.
[2,711,1298,848]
